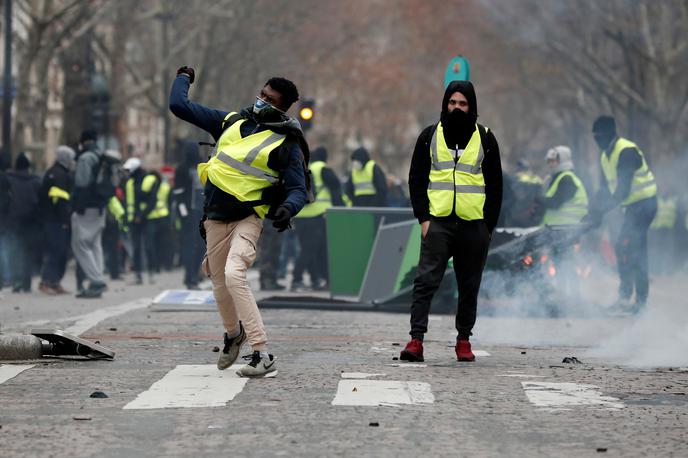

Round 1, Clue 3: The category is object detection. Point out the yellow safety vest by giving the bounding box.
[108,196,125,221]
[297,161,331,218]
[428,122,486,220]
[48,186,70,204]
[126,174,161,222]
[517,172,543,185]
[197,112,286,218]
[148,181,171,220]
[600,137,657,206]
[351,160,376,196]
[650,196,677,229]
[542,171,589,226]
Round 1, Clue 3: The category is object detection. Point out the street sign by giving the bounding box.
[444,55,470,88]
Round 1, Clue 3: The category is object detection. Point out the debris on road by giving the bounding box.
[369,422,379,427]
[89,391,108,398]
[562,356,583,364]
[212,346,220,352]
[72,416,91,421]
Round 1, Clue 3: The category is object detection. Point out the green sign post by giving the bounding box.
[444,55,470,88]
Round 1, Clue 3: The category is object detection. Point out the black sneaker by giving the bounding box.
[217,322,247,370]
[236,351,277,377]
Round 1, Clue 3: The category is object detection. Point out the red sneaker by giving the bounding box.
[455,340,475,362]
[400,339,424,362]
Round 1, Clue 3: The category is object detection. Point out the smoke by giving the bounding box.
[473,223,688,368]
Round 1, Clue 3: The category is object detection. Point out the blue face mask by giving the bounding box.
[253,97,284,122]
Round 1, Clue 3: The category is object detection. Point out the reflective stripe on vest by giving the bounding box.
[352,160,376,196]
[600,137,657,206]
[427,122,486,220]
[542,171,589,226]
[48,186,70,204]
[297,161,331,218]
[197,112,285,218]
[650,196,677,229]
[148,181,171,220]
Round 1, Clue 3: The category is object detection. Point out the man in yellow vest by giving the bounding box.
[400,80,502,362]
[589,115,657,312]
[345,147,388,207]
[170,66,308,377]
[292,146,344,291]
[540,145,589,309]
[541,146,588,227]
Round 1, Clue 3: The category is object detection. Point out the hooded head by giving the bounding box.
[546,145,574,173]
[181,140,200,166]
[80,129,98,144]
[311,146,328,163]
[55,145,76,171]
[440,80,478,148]
[592,115,616,150]
[14,152,31,171]
[351,147,370,171]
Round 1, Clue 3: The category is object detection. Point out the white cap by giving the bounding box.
[123,157,142,172]
[545,145,573,171]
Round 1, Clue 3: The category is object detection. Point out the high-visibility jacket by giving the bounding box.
[351,160,376,197]
[600,137,656,206]
[108,196,125,221]
[47,186,70,205]
[296,161,331,218]
[517,172,543,185]
[542,171,589,226]
[650,196,677,229]
[428,122,486,220]
[197,112,285,218]
[148,180,170,220]
[126,174,165,222]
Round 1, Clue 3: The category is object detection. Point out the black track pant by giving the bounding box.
[616,197,657,305]
[293,216,328,284]
[410,217,491,341]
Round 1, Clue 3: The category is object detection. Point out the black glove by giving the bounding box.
[272,205,292,232]
[176,66,195,84]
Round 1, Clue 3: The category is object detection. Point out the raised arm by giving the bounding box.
[169,72,229,140]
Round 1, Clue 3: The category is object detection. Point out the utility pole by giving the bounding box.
[2,0,12,169]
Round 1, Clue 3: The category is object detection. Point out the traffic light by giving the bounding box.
[298,98,315,131]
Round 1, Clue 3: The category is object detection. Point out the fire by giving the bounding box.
[548,262,556,277]
[523,254,533,266]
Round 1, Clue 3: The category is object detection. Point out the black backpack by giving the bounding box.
[91,150,122,201]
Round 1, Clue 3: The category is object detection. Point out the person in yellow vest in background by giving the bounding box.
[292,146,345,291]
[145,170,171,274]
[170,66,308,377]
[401,81,503,363]
[541,146,588,227]
[648,184,679,275]
[540,145,589,310]
[345,147,388,207]
[38,145,76,295]
[587,115,657,313]
[123,157,159,285]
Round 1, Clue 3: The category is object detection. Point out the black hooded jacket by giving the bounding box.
[174,140,204,213]
[408,81,503,232]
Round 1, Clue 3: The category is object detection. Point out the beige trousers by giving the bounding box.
[202,216,266,351]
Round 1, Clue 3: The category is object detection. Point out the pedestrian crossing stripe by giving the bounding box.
[0,364,34,385]
[521,381,624,410]
[123,364,274,410]
[332,379,435,406]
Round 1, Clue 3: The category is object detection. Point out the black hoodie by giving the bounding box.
[345,147,388,207]
[408,81,503,232]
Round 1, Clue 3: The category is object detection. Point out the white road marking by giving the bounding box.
[0,364,35,385]
[332,380,435,406]
[473,350,491,357]
[23,298,151,336]
[341,372,386,379]
[386,363,427,368]
[498,374,546,378]
[521,382,624,410]
[124,364,251,410]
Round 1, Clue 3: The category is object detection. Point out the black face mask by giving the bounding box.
[594,132,615,151]
[447,108,471,125]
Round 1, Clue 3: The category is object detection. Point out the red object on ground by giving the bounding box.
[399,339,424,362]
[455,340,475,362]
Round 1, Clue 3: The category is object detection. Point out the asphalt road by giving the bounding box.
[1,269,687,458]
